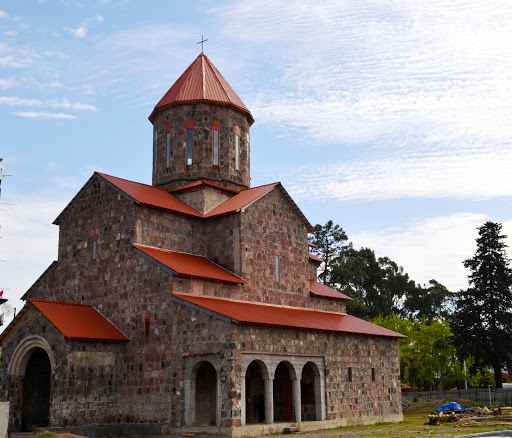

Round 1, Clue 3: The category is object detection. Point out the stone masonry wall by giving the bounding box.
[229,324,402,425]
[0,307,125,431]
[152,104,251,191]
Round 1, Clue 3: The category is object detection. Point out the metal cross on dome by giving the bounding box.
[197,35,208,52]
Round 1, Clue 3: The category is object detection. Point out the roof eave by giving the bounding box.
[149,100,254,125]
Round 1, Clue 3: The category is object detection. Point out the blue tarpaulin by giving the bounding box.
[436,402,476,412]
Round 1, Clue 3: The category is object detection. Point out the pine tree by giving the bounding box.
[453,222,512,388]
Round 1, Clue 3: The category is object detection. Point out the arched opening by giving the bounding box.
[194,361,217,426]
[245,361,266,424]
[22,348,51,431]
[301,362,319,421]
[273,362,294,423]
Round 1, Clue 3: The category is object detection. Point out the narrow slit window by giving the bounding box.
[144,318,150,338]
[275,254,280,282]
[235,134,240,170]
[213,129,219,165]
[166,132,171,168]
[187,129,193,165]
[372,367,376,382]
[348,367,352,382]
[91,233,98,261]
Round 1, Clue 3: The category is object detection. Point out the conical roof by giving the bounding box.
[149,53,254,125]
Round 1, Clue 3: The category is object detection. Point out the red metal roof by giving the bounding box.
[150,53,254,125]
[30,300,129,341]
[310,279,353,301]
[98,173,203,217]
[309,253,323,263]
[134,244,246,284]
[168,179,240,194]
[204,183,279,217]
[173,293,405,338]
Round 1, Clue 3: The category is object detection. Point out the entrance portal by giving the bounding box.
[245,361,265,424]
[194,361,217,426]
[22,348,51,430]
[273,362,294,422]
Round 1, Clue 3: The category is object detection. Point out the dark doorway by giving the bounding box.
[273,362,294,422]
[245,361,265,424]
[194,362,217,426]
[301,362,317,421]
[22,348,51,431]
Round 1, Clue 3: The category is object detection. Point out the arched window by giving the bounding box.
[212,121,220,166]
[185,120,194,165]
[234,125,240,170]
[165,123,172,169]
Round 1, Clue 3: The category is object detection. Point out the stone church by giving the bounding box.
[0,53,404,437]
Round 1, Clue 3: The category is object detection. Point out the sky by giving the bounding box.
[1,0,512,326]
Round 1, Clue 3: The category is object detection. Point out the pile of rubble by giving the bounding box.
[426,405,512,426]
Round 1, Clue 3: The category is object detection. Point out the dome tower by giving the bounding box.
[149,53,254,191]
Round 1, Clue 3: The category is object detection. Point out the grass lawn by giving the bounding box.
[306,400,512,437]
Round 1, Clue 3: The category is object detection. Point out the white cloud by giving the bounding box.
[0,10,8,19]
[4,31,17,36]
[351,213,512,292]
[0,96,96,111]
[282,143,512,202]
[0,55,33,69]
[0,194,62,329]
[11,111,78,119]
[0,79,17,90]
[69,26,87,38]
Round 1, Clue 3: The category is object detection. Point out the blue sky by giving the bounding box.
[1,0,512,321]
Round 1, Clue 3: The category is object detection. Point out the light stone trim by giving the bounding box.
[8,335,56,377]
[240,353,326,426]
[184,355,222,429]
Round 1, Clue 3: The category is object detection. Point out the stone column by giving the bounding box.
[292,378,301,423]
[241,374,246,426]
[264,376,274,424]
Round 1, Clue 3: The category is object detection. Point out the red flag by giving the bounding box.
[0,290,3,297]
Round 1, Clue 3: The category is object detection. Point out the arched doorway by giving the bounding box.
[194,361,217,426]
[22,348,51,430]
[301,362,318,421]
[245,361,266,424]
[273,361,294,423]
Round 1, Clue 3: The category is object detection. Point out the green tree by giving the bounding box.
[453,221,512,388]
[402,279,453,322]
[310,220,349,286]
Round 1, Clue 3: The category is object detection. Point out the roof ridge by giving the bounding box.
[133,243,206,258]
[29,298,95,308]
[97,172,168,191]
[172,293,348,316]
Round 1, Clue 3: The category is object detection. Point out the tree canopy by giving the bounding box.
[452,221,512,388]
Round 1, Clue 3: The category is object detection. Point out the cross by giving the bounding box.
[197,35,208,52]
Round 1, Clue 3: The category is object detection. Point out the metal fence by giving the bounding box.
[402,388,512,405]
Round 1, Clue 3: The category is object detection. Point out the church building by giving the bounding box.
[0,53,404,437]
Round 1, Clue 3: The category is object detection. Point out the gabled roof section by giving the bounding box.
[172,293,405,338]
[134,243,246,284]
[0,300,129,343]
[310,279,353,301]
[168,179,240,195]
[21,260,58,300]
[203,182,314,231]
[150,53,254,125]
[54,172,203,224]
[204,183,279,217]
[54,174,313,232]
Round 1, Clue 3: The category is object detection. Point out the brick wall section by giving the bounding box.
[239,188,309,307]
[135,204,205,255]
[152,104,251,191]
